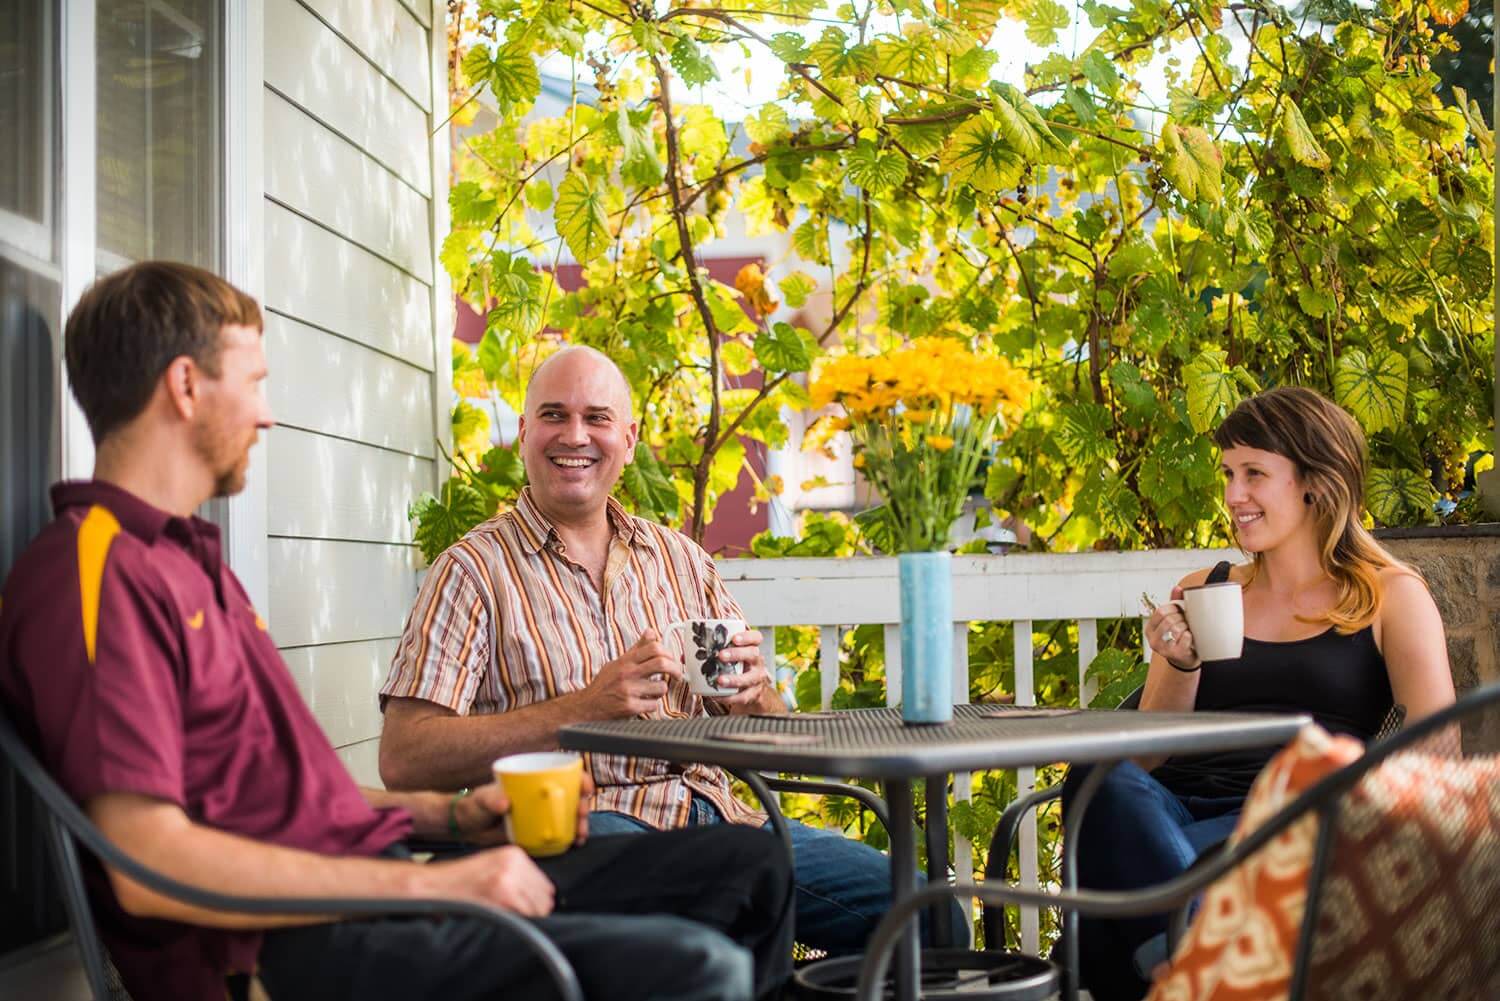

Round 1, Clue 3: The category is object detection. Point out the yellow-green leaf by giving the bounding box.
[846,142,908,192]
[1334,347,1407,433]
[944,0,1002,43]
[490,42,541,111]
[875,38,938,81]
[1018,0,1069,45]
[1159,122,1224,202]
[554,172,610,265]
[1183,348,1239,433]
[779,271,818,309]
[1280,100,1330,169]
[745,103,791,145]
[1367,467,1435,525]
[940,114,1025,192]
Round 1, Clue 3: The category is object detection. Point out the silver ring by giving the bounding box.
[1162,629,1176,644]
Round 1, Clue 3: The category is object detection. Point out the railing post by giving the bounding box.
[952,622,973,889]
[818,625,841,711]
[1013,619,1038,954]
[884,623,902,709]
[1077,618,1098,708]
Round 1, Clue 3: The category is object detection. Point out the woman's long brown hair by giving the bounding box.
[1213,387,1412,633]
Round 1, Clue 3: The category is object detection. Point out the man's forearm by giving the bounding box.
[380,692,592,791]
[89,795,431,930]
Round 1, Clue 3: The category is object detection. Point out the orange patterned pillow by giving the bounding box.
[1147,725,1500,1001]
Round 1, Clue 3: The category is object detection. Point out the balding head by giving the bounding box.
[517,344,639,525]
[524,345,633,417]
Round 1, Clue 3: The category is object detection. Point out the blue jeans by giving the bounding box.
[1060,762,1242,1001]
[590,796,962,956]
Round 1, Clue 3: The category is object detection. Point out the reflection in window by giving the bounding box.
[97,0,221,271]
[0,2,54,260]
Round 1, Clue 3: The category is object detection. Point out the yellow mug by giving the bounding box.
[491,752,583,857]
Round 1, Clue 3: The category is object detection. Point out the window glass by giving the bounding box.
[97,0,222,271]
[0,2,54,259]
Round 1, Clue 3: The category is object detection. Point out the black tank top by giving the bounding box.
[1150,561,1395,800]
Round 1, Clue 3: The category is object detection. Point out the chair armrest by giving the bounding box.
[757,775,892,832]
[984,784,1063,882]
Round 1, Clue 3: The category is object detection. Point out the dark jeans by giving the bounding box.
[1060,762,1242,1001]
[254,825,794,1001]
[590,794,968,956]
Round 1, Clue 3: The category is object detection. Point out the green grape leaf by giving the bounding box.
[669,35,718,87]
[940,114,1025,192]
[409,479,491,564]
[846,142,909,192]
[810,27,877,79]
[523,179,553,212]
[875,38,937,81]
[487,252,545,335]
[1107,360,1157,416]
[450,181,497,226]
[1064,84,1097,124]
[779,271,818,309]
[1159,122,1224,202]
[1019,0,1070,45]
[488,42,541,111]
[554,172,610,265]
[1086,648,1149,708]
[1431,237,1493,300]
[618,106,664,189]
[892,121,951,159]
[1296,287,1336,318]
[1280,100,1330,169]
[949,0,1003,43]
[768,32,810,63]
[1077,468,1141,539]
[477,444,527,490]
[755,322,813,373]
[1183,348,1239,433]
[1055,402,1115,465]
[620,444,681,521]
[1080,50,1120,96]
[745,103,792,145]
[1334,347,1407,433]
[793,220,830,264]
[1366,467,1436,526]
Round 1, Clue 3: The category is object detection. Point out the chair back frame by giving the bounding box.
[0,706,583,1001]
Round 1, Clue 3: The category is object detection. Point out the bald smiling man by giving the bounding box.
[380,345,959,956]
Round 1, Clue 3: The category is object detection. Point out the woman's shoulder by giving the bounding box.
[1376,563,1433,606]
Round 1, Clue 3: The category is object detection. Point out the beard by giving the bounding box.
[193,418,254,498]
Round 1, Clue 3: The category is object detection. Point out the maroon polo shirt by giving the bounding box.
[0,480,412,1001]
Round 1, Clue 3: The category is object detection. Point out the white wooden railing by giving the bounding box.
[717,548,1234,952]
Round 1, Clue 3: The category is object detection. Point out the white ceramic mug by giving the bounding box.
[1170,582,1245,662]
[665,618,747,697]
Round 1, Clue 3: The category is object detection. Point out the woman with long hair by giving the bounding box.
[1065,386,1456,1001]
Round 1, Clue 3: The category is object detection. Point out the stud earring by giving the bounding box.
[1304,492,1313,505]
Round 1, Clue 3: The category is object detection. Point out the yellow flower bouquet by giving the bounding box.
[808,337,1031,553]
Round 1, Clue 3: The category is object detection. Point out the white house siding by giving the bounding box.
[260,0,448,784]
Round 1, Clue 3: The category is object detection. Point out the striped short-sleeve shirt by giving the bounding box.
[380,487,763,829]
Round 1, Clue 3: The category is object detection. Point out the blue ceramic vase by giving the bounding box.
[898,550,953,724]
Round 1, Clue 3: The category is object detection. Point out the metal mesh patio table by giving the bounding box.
[560,704,1309,1001]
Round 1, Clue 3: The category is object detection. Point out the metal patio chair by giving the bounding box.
[0,705,584,1001]
[981,690,1405,953]
[857,681,1500,1001]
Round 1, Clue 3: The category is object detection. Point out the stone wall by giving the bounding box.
[1380,530,1500,752]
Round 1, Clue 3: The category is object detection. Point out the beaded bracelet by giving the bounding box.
[447,788,471,841]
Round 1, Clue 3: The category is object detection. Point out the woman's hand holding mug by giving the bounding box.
[1146,586,1201,671]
